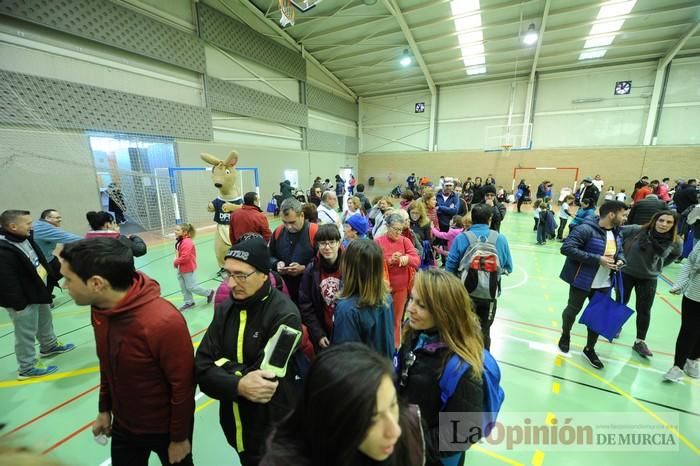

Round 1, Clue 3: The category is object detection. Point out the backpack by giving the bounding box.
[458,230,502,300]
[439,350,504,439]
[273,222,319,248]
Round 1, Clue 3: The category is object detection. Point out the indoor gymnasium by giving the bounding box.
[0,1,699,465]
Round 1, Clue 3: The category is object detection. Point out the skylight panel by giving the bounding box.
[450,0,480,16]
[584,36,615,48]
[466,66,486,75]
[590,19,624,35]
[598,0,636,19]
[454,14,481,31]
[458,30,483,46]
[463,55,486,67]
[579,49,607,60]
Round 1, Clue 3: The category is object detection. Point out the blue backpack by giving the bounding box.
[439,349,504,439]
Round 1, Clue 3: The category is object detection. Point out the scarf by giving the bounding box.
[637,228,673,257]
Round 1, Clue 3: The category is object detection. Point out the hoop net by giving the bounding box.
[279,0,295,26]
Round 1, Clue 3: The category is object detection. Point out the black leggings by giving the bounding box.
[557,218,568,239]
[621,273,657,340]
[561,286,606,349]
[673,296,700,368]
[472,298,497,350]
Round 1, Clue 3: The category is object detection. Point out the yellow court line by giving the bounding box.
[0,365,100,388]
[531,449,545,466]
[551,382,560,394]
[471,444,525,466]
[560,356,700,456]
[195,398,216,413]
[544,412,556,426]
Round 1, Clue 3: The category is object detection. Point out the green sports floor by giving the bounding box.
[1,208,698,466]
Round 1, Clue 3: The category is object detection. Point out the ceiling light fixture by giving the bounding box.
[523,23,538,46]
[400,49,412,67]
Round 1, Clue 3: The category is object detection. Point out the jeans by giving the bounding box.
[111,420,194,466]
[7,304,58,372]
[472,298,497,350]
[177,272,210,305]
[673,296,700,368]
[621,273,657,340]
[536,221,547,244]
[557,218,568,239]
[561,286,606,349]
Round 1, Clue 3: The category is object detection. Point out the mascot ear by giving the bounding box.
[201,153,222,166]
[224,151,239,168]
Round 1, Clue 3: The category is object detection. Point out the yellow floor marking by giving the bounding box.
[554,357,562,367]
[550,320,558,328]
[543,294,550,301]
[531,449,545,466]
[471,444,524,466]
[0,365,99,388]
[560,356,700,455]
[195,398,216,413]
[545,412,556,426]
[552,382,560,394]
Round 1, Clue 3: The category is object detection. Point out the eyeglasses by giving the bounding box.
[223,270,257,283]
[389,226,403,233]
[318,240,339,249]
[399,351,416,388]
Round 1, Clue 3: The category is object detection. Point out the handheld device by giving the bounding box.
[94,434,108,446]
[260,324,302,378]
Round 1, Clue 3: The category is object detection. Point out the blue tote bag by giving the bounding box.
[578,272,634,342]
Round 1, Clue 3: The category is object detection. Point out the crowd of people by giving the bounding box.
[0,168,698,465]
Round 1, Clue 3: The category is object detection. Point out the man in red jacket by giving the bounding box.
[59,238,195,466]
[229,192,272,245]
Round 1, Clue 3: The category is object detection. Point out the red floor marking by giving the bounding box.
[6,326,209,438]
[41,421,93,455]
[1,384,99,439]
[656,294,682,316]
[496,316,674,357]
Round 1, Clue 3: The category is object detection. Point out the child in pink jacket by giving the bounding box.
[174,224,214,312]
[431,215,470,257]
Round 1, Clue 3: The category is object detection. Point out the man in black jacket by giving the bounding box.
[675,179,698,234]
[195,237,301,466]
[579,177,601,206]
[0,210,74,380]
[627,194,668,226]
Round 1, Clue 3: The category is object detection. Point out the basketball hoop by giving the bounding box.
[279,0,295,27]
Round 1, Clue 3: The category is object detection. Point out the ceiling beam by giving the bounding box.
[296,0,356,43]
[659,21,700,68]
[522,0,551,146]
[237,0,357,100]
[381,0,435,94]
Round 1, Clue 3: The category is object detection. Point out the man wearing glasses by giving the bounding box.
[269,198,318,304]
[196,236,301,466]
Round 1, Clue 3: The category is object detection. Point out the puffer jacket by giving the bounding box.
[559,217,625,290]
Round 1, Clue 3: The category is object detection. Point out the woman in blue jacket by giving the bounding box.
[332,239,394,358]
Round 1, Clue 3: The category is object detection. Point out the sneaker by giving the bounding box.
[558,334,570,353]
[39,342,75,358]
[207,289,215,305]
[583,347,604,369]
[18,364,58,380]
[632,340,653,358]
[663,366,684,383]
[179,302,196,312]
[683,359,699,378]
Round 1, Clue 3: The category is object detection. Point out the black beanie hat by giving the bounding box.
[481,184,497,195]
[225,237,271,274]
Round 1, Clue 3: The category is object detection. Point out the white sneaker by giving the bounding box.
[683,359,699,378]
[663,366,684,383]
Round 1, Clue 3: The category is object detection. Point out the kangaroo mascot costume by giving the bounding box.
[201,151,242,274]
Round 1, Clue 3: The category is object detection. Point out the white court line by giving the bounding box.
[500,332,671,377]
[502,265,529,291]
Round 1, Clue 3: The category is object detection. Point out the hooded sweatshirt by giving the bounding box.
[92,272,195,441]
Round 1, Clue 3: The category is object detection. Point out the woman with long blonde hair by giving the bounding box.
[332,239,395,358]
[398,268,486,466]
